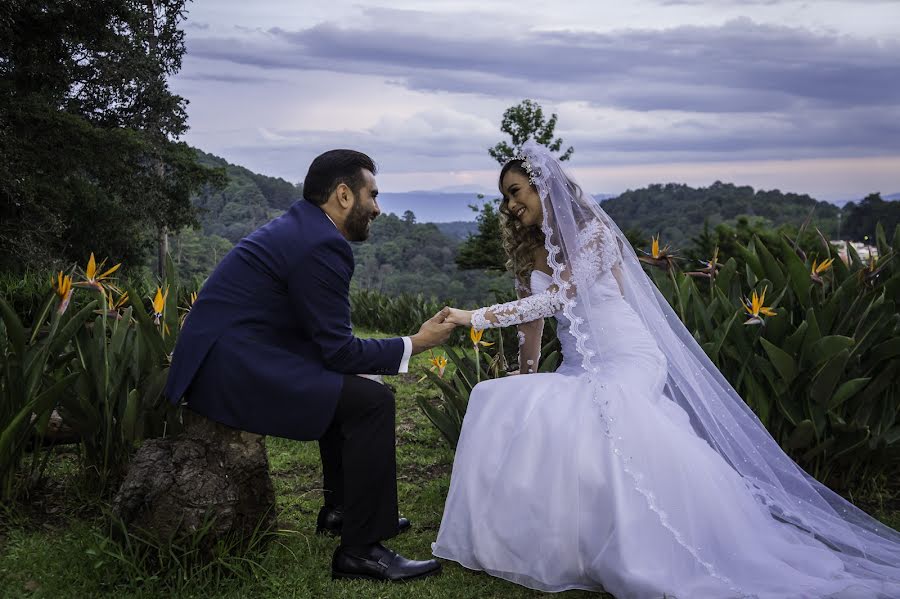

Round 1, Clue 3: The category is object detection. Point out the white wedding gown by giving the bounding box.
[432,268,895,599]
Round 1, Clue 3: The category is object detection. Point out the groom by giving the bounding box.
[165,149,453,582]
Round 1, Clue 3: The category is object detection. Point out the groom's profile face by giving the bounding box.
[345,169,381,242]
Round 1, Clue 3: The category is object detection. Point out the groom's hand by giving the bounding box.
[410,307,456,355]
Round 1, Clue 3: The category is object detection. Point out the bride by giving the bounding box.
[432,141,900,598]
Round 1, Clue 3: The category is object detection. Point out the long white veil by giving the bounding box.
[519,140,900,589]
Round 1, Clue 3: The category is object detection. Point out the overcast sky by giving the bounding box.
[171,0,900,201]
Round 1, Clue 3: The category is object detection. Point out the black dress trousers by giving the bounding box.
[318,374,400,546]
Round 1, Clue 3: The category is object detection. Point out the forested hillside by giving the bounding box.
[601,182,842,249]
[352,213,510,305]
[172,151,509,303]
[169,150,301,281]
[170,152,897,302]
[192,150,301,242]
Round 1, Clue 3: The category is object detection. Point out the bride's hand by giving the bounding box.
[445,307,473,327]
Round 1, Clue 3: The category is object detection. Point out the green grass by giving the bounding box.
[0,332,600,598]
[1,330,897,598]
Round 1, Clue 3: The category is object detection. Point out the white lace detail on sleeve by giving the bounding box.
[572,219,621,283]
[471,290,564,330]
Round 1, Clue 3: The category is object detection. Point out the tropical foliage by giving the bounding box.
[0,253,192,497]
[648,223,900,486]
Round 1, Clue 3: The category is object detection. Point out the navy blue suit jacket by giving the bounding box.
[164,199,406,440]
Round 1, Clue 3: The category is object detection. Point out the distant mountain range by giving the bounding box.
[378,191,616,223]
[189,148,896,249]
[377,191,486,223]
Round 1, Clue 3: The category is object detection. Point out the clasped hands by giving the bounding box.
[409,306,474,355]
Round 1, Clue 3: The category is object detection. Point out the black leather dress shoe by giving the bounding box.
[331,543,441,582]
[316,506,411,536]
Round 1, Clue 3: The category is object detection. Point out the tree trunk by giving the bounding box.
[110,410,276,559]
[146,0,169,280]
[157,224,168,278]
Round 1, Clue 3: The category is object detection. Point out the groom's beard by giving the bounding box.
[346,201,375,242]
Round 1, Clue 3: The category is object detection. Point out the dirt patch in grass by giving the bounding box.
[398,460,451,482]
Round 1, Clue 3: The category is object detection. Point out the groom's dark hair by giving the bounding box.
[303,149,377,206]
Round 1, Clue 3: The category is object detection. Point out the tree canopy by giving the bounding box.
[488,99,574,164]
[0,0,218,272]
[841,193,900,243]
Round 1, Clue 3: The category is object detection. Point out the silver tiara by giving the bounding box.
[503,151,538,185]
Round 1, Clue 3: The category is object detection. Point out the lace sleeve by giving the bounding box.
[572,219,621,283]
[471,288,564,330]
[471,218,619,331]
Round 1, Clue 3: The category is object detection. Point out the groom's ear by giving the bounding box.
[334,183,355,211]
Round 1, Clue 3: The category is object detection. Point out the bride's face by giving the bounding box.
[501,170,543,227]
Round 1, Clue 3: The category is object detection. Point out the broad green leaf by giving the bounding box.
[779,237,811,308]
[755,235,786,291]
[808,336,854,367]
[539,351,560,373]
[759,338,797,384]
[48,299,99,357]
[735,242,765,281]
[828,378,871,411]
[868,337,900,364]
[782,321,808,357]
[809,349,850,406]
[0,295,25,358]
[126,286,167,361]
[444,346,477,389]
[707,311,738,363]
[715,258,738,294]
[416,396,459,448]
[846,243,863,269]
[423,368,465,412]
[774,387,804,426]
[141,367,171,411]
[875,222,890,260]
[28,292,55,346]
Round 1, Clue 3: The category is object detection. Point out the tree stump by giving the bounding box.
[111,409,276,559]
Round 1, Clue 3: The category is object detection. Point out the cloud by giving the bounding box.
[174,6,900,196]
[180,72,281,84]
[185,16,900,114]
[235,107,499,170]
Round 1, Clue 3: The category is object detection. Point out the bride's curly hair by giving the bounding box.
[498,160,545,293]
[499,158,595,293]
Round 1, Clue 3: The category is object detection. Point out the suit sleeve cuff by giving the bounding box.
[398,337,413,373]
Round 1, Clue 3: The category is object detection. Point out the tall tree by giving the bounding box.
[458,100,575,271]
[488,99,574,164]
[455,201,505,271]
[0,0,218,272]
